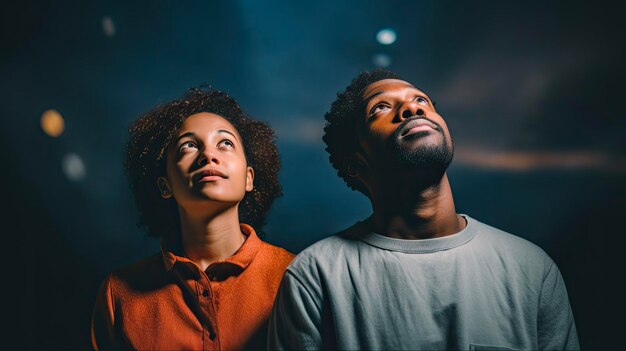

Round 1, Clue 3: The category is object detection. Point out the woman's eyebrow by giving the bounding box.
[176,132,195,142]
[217,129,239,141]
[175,130,238,142]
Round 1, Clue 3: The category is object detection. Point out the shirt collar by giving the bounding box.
[161,223,262,274]
[355,214,476,253]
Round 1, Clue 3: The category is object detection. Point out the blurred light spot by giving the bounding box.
[102,16,115,36]
[455,148,626,172]
[40,109,65,137]
[376,28,397,45]
[372,53,392,67]
[62,153,86,181]
[273,118,324,144]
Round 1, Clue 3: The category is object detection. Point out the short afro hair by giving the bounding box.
[322,69,400,196]
[125,86,281,239]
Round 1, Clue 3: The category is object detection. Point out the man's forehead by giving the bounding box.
[361,79,424,100]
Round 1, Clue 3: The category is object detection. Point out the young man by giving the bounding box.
[268,70,579,350]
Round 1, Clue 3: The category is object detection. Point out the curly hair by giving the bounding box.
[322,69,400,196]
[125,86,282,239]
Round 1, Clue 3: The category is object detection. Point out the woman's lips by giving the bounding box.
[198,175,226,182]
[193,168,228,183]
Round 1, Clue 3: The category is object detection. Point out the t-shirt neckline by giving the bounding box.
[357,214,477,253]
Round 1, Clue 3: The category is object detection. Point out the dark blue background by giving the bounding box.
[2,1,624,349]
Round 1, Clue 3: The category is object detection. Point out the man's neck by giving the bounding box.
[177,205,246,272]
[369,173,466,240]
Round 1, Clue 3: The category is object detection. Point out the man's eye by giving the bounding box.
[179,141,197,152]
[415,96,429,105]
[218,140,235,149]
[370,104,390,116]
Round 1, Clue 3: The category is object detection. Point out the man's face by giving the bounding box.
[164,112,254,209]
[356,79,454,176]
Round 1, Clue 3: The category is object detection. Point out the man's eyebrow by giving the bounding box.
[363,86,421,105]
[363,91,385,104]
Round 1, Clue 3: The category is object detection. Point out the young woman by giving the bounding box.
[91,87,294,350]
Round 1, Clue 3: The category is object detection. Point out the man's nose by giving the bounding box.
[400,102,426,120]
[197,149,220,167]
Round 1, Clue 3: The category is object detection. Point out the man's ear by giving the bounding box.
[343,152,369,179]
[157,177,173,199]
[245,166,255,192]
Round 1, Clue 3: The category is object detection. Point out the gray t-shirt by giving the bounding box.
[269,215,579,350]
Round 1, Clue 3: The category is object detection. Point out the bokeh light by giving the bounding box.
[40,109,65,137]
[376,28,397,45]
[62,153,86,181]
[102,16,115,37]
[372,53,392,67]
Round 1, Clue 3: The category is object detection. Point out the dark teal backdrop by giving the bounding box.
[2,1,624,349]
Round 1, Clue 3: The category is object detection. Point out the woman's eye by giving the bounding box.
[178,141,197,152]
[370,104,390,116]
[415,96,428,105]
[218,140,235,149]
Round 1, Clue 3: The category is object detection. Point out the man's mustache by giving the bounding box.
[393,116,444,140]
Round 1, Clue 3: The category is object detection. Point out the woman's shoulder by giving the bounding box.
[257,240,296,268]
[107,253,165,288]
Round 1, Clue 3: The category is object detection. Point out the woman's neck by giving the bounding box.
[177,205,246,272]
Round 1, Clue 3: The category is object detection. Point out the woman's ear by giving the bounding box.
[157,177,173,199]
[245,166,255,192]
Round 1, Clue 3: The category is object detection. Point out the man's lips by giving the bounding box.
[193,169,228,183]
[400,118,439,138]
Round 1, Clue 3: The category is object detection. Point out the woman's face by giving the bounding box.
[160,112,254,211]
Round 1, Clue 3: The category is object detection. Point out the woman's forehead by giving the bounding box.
[179,112,239,135]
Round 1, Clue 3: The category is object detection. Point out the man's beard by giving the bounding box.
[389,118,454,174]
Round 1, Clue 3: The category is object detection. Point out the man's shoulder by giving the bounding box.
[286,221,368,274]
[468,215,555,269]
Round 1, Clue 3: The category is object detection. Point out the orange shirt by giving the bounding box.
[91,224,294,350]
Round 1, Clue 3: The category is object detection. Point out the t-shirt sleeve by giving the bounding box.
[268,269,323,350]
[91,274,120,351]
[537,262,580,350]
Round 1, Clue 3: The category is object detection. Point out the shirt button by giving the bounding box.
[202,289,209,297]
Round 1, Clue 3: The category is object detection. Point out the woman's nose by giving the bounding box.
[198,150,220,166]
